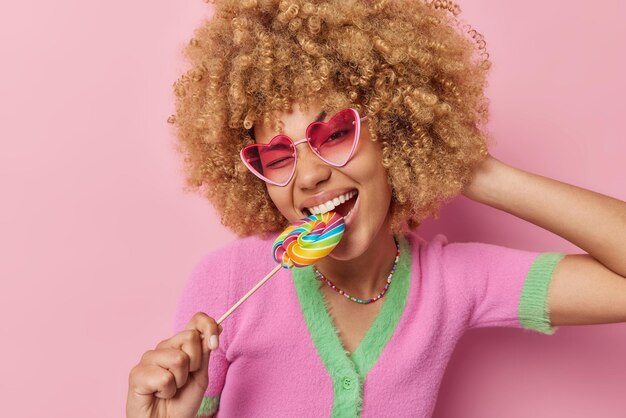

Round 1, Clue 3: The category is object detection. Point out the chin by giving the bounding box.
[326,229,370,261]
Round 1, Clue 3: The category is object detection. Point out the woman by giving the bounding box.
[127,0,626,416]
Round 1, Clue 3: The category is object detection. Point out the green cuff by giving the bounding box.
[519,252,566,335]
[197,395,219,417]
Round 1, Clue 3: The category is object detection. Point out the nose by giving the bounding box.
[293,142,331,190]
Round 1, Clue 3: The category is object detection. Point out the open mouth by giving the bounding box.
[332,193,357,218]
[303,190,358,219]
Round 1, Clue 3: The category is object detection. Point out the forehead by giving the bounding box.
[253,106,328,144]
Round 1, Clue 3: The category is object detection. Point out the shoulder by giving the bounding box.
[173,233,279,332]
[190,233,280,290]
[404,231,448,260]
[194,234,275,267]
[403,231,541,288]
[406,231,535,265]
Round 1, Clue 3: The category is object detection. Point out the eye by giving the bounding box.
[325,130,349,143]
[265,156,293,168]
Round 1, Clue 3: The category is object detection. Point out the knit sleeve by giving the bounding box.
[438,235,566,335]
[173,244,233,418]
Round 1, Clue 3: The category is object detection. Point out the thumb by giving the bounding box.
[192,328,221,392]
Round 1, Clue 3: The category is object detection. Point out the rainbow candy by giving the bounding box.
[272,212,345,268]
[217,211,345,325]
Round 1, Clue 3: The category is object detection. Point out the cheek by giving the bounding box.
[267,187,284,208]
[354,142,388,182]
[267,186,294,219]
[361,146,393,207]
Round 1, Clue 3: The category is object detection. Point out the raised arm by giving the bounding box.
[462,155,626,326]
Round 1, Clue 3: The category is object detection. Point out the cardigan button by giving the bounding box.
[342,377,354,390]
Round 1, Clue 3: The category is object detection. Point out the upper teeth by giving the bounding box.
[307,191,357,215]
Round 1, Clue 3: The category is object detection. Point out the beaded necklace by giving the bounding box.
[312,237,400,304]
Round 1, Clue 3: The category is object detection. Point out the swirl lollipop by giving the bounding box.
[273,211,345,268]
[217,212,344,324]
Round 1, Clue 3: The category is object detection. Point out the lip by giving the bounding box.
[298,188,358,212]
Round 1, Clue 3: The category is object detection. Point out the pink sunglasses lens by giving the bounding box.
[308,108,358,165]
[242,135,295,184]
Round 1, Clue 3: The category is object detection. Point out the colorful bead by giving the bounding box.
[312,237,400,304]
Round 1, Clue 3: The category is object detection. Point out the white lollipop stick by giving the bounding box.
[217,264,282,325]
[216,212,344,325]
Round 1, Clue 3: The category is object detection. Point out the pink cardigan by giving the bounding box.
[174,231,564,417]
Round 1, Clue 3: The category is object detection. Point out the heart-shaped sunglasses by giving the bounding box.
[240,108,367,186]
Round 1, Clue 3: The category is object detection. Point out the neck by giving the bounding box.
[313,223,398,298]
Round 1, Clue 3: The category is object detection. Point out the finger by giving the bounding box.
[129,363,177,399]
[184,312,221,353]
[190,346,211,389]
[155,329,203,372]
[141,348,190,389]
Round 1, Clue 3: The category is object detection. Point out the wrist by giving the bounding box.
[461,154,503,203]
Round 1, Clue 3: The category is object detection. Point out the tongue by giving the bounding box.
[333,196,357,217]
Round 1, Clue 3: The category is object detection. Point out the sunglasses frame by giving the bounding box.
[240,108,367,187]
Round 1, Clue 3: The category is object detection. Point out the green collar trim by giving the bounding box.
[291,235,412,418]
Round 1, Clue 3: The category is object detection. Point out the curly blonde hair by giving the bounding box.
[168,0,492,237]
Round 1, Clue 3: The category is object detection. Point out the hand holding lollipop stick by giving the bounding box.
[216,212,345,325]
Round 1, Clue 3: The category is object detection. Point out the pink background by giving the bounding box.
[1,1,624,417]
